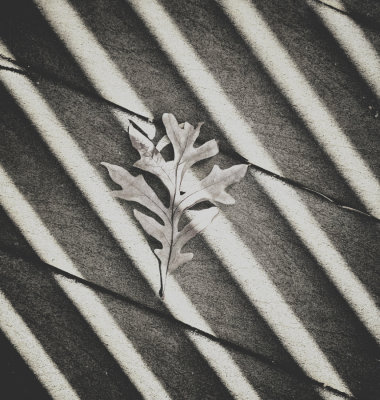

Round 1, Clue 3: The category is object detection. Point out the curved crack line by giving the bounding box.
[1,56,378,223]
[0,244,355,399]
[311,0,380,33]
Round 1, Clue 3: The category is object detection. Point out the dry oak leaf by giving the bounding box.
[102,113,248,297]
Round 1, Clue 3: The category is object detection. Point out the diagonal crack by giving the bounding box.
[0,54,379,224]
[0,55,151,123]
[0,243,355,399]
[312,0,380,33]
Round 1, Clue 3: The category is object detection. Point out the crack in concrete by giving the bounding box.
[312,0,380,33]
[0,55,378,224]
[0,244,356,399]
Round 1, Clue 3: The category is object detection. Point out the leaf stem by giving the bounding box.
[160,161,182,297]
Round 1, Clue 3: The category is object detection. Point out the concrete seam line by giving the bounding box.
[0,61,378,223]
[0,244,355,400]
[311,0,380,33]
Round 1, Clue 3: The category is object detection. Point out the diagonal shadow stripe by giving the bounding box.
[1,244,240,399]
[0,1,376,396]
[0,166,173,399]
[223,170,380,399]
[0,291,81,399]
[0,330,51,400]
[308,0,380,98]
[0,66,260,399]
[0,30,378,223]
[2,0,370,396]
[124,0,380,350]
[0,199,241,399]
[1,56,378,223]
[216,0,380,219]
[0,73,337,399]
[0,240,354,400]
[0,26,350,400]
[0,83,374,398]
[0,253,145,400]
[312,0,380,33]
[0,57,152,123]
[153,0,380,217]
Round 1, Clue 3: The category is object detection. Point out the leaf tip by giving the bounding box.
[147,131,155,140]
[162,113,179,129]
[162,113,170,123]
[195,121,205,132]
[239,163,249,178]
[100,161,111,171]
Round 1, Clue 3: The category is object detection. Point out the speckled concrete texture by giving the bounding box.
[0,0,379,399]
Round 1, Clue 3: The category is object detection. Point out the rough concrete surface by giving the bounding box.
[0,0,379,399]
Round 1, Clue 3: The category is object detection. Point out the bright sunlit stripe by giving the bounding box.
[193,194,350,394]
[254,172,380,343]
[6,3,371,395]
[33,0,155,138]
[0,291,80,400]
[0,47,259,400]
[124,0,375,392]
[163,282,261,400]
[125,0,279,174]
[217,0,380,218]
[0,166,171,400]
[308,0,380,99]
[211,220,353,397]
[132,0,380,343]
[0,55,21,70]
[29,0,366,393]
[0,39,162,291]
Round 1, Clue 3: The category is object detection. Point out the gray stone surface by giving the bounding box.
[0,0,379,399]
[0,251,349,400]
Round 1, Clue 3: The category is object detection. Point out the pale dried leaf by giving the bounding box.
[153,207,219,277]
[177,164,248,213]
[101,113,247,297]
[162,113,218,179]
[133,209,170,245]
[129,124,175,190]
[156,135,171,152]
[101,162,169,224]
[171,207,219,271]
